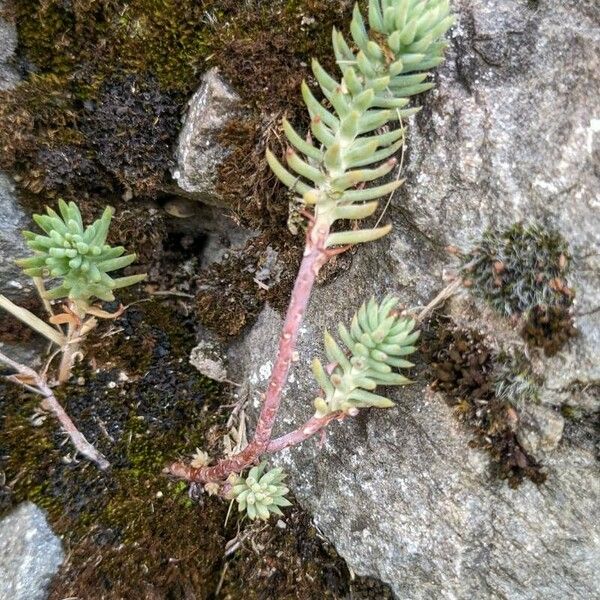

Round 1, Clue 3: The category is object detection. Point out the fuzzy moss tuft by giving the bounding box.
[461,223,573,316]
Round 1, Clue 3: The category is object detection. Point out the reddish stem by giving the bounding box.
[266,412,344,453]
[165,224,331,484]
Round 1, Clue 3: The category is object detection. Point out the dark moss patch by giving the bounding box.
[34,144,105,195]
[81,74,180,196]
[1,0,208,200]
[196,232,302,337]
[1,297,382,598]
[520,305,578,357]
[421,319,546,487]
[1,300,228,597]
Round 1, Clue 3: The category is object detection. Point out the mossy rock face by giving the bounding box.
[1,0,355,203]
[0,298,374,598]
[1,0,359,342]
[1,300,226,594]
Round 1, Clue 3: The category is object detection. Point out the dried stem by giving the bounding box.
[165,223,331,484]
[57,318,82,384]
[0,351,110,470]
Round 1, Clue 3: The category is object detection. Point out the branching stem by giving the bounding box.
[165,223,331,484]
[0,351,109,470]
[57,316,83,384]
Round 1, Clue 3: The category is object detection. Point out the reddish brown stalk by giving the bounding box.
[165,223,331,484]
[0,351,110,470]
[266,411,344,453]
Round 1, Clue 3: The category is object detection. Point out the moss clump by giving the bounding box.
[423,320,546,487]
[460,223,577,356]
[1,0,209,200]
[196,232,302,337]
[520,305,578,357]
[82,74,180,195]
[34,145,104,195]
[215,115,292,230]
[461,223,573,316]
[212,0,355,231]
[210,0,354,114]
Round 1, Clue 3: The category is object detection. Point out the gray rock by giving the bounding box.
[0,4,19,91]
[0,4,28,302]
[173,68,242,206]
[230,1,600,598]
[0,502,64,600]
[190,339,229,382]
[0,172,33,301]
[405,0,600,393]
[517,404,565,458]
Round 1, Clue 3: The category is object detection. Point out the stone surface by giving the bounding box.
[517,404,565,458]
[0,5,29,303]
[0,3,19,91]
[190,339,229,382]
[0,502,64,600]
[0,172,33,301]
[230,1,600,598]
[173,68,241,206]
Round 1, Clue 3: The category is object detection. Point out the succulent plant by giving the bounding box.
[267,0,455,248]
[312,296,419,417]
[231,463,291,521]
[17,200,146,305]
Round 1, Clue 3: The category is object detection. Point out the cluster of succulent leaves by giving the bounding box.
[267,0,455,247]
[460,223,572,316]
[231,463,292,521]
[312,296,419,417]
[17,200,146,305]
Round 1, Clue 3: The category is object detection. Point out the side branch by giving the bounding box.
[164,224,331,484]
[266,411,344,453]
[0,351,110,470]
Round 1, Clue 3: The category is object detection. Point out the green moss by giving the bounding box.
[0,299,230,596]
[0,299,371,598]
[2,0,355,202]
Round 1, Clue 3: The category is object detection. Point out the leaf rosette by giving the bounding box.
[17,200,146,305]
